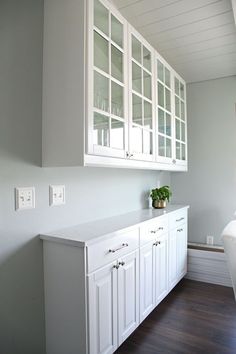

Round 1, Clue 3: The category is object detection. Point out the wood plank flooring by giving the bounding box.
[116,279,236,354]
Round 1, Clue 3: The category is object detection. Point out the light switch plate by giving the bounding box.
[49,185,65,206]
[15,187,35,211]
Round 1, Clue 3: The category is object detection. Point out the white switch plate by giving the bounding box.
[15,187,35,211]
[49,185,65,206]
[206,235,214,245]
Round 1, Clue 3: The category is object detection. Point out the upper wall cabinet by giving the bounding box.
[42,0,187,171]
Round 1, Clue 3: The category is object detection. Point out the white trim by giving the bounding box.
[84,154,187,170]
[186,248,232,287]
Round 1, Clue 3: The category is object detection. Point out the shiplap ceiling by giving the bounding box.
[111,0,236,83]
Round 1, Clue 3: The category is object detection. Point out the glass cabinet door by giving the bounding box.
[156,58,173,163]
[174,77,187,164]
[90,0,127,158]
[129,31,154,161]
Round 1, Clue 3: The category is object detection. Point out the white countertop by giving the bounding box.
[40,205,189,247]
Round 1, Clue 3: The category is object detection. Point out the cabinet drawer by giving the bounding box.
[140,215,168,246]
[87,228,139,273]
[169,209,188,230]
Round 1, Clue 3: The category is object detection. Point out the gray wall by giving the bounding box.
[171,76,236,245]
[0,1,170,353]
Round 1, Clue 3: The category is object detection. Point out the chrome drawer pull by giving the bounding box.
[176,217,184,222]
[177,228,183,232]
[109,243,128,253]
[151,227,164,234]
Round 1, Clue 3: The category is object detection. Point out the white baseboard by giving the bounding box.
[186,248,232,287]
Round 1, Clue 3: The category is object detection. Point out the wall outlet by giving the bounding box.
[206,235,214,245]
[15,187,35,211]
[49,185,65,206]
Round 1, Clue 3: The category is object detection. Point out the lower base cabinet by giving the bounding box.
[87,264,117,354]
[169,223,187,290]
[155,233,169,305]
[88,250,139,354]
[140,242,155,322]
[41,207,188,354]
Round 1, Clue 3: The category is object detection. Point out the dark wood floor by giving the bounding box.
[116,279,236,354]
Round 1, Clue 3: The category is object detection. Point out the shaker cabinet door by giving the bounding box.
[88,263,118,354]
[118,250,139,345]
[176,224,187,279]
[155,234,169,305]
[169,229,178,290]
[140,242,155,322]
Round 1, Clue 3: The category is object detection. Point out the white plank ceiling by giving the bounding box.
[112,0,236,82]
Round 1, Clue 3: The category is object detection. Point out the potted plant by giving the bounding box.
[150,185,172,209]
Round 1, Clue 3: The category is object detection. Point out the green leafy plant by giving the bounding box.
[150,185,172,202]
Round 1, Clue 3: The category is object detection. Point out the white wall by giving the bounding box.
[0,1,170,353]
[171,76,236,245]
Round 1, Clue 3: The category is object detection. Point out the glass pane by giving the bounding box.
[158,135,165,157]
[143,71,151,99]
[165,68,170,88]
[132,62,142,94]
[94,0,109,35]
[132,35,141,63]
[176,141,181,159]
[111,45,123,82]
[175,119,180,140]
[157,60,164,82]
[94,31,109,73]
[166,113,171,136]
[143,46,151,71]
[111,81,123,117]
[166,138,172,158]
[175,96,180,117]
[158,109,165,134]
[94,71,109,112]
[181,122,185,142]
[132,125,142,153]
[93,112,109,146]
[111,15,123,48]
[165,88,171,112]
[158,82,164,108]
[143,130,152,155]
[181,143,186,160]
[181,101,185,120]
[175,78,180,96]
[132,94,142,125]
[144,101,152,129]
[180,82,185,100]
[110,119,124,149]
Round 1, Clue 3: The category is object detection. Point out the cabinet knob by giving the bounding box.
[177,228,183,232]
[126,152,134,158]
[113,264,119,269]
